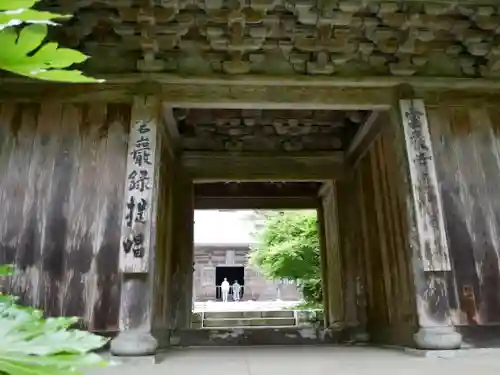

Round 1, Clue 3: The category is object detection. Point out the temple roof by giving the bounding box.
[37,0,500,79]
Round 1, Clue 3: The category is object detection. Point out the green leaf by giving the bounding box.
[0,0,71,30]
[249,212,322,303]
[15,24,46,55]
[0,1,102,82]
[27,69,103,83]
[0,279,109,375]
[0,351,107,368]
[0,359,71,375]
[0,25,101,83]
[0,9,70,26]
[33,43,89,68]
[0,0,38,11]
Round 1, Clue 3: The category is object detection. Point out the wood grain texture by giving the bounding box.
[151,149,194,334]
[183,151,346,181]
[0,102,129,332]
[167,171,194,331]
[427,104,500,325]
[0,81,394,111]
[336,99,500,346]
[195,181,321,209]
[336,112,416,345]
[320,182,344,326]
[119,97,159,273]
[399,99,451,271]
[151,129,174,331]
[335,179,363,328]
[317,202,331,327]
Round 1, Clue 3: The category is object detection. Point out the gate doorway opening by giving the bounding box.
[193,208,309,307]
[164,106,430,348]
[215,266,244,301]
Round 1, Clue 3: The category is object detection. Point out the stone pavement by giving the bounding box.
[88,346,500,375]
[194,300,300,312]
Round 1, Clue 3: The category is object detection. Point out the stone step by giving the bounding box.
[168,327,350,347]
[203,310,294,320]
[203,317,296,328]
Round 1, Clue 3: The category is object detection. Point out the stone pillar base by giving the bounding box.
[414,326,462,350]
[110,330,158,357]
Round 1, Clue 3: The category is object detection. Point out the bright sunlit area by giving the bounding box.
[192,209,320,315]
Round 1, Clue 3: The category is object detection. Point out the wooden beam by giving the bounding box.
[318,181,334,198]
[195,196,319,210]
[182,151,345,181]
[346,111,382,167]
[1,74,500,88]
[195,181,321,198]
[0,82,392,109]
[6,78,500,107]
[6,74,500,91]
[362,0,500,4]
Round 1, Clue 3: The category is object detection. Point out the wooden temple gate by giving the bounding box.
[2,0,500,356]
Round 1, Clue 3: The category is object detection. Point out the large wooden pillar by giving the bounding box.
[167,172,194,333]
[319,182,344,327]
[394,98,462,350]
[317,202,330,327]
[110,97,161,356]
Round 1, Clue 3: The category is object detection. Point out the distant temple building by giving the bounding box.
[192,210,301,302]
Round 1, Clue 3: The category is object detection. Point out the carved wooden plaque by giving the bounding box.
[119,98,158,273]
[399,99,451,271]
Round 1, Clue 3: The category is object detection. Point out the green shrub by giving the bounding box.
[0,264,108,375]
[249,212,323,304]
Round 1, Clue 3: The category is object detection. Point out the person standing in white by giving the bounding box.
[221,278,230,302]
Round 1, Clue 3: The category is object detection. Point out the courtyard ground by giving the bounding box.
[88,346,500,375]
[193,300,300,312]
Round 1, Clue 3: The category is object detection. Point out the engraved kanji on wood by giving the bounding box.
[119,97,158,273]
[400,99,451,271]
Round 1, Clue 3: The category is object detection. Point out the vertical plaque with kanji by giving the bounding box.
[399,99,451,271]
[119,99,157,273]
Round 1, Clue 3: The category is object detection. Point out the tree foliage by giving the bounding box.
[0,0,101,82]
[0,265,108,375]
[249,211,322,303]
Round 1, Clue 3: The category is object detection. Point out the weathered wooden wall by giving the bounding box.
[151,129,176,333]
[334,181,365,331]
[167,173,194,331]
[336,112,417,345]
[319,183,344,327]
[0,101,130,333]
[427,104,500,327]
